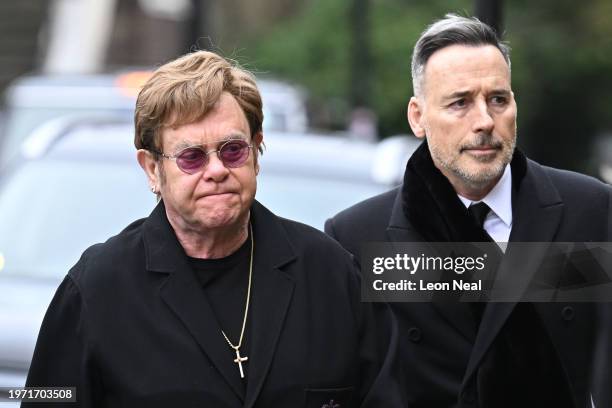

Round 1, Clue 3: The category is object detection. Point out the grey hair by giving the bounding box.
[411,13,511,96]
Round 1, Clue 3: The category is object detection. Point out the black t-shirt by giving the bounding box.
[188,234,252,389]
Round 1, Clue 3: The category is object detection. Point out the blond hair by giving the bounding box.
[134,50,263,154]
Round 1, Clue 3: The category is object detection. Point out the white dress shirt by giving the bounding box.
[458,165,513,250]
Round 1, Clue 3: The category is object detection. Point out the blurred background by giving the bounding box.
[0,0,611,176]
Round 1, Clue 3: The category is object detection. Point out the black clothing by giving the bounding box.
[326,141,612,408]
[467,202,490,229]
[24,200,401,408]
[189,235,252,392]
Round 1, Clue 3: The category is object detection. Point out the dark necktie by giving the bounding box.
[468,202,498,244]
[468,202,490,230]
[467,202,495,320]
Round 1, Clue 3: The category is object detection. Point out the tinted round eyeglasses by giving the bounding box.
[150,139,253,174]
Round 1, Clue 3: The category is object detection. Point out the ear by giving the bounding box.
[253,131,264,175]
[407,96,427,139]
[137,149,160,192]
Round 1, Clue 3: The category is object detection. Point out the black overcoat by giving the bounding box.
[24,200,401,408]
[325,157,612,408]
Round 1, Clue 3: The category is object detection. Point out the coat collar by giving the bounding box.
[142,200,296,272]
[142,200,296,405]
[399,141,517,243]
[391,141,560,243]
[509,158,563,242]
[390,142,565,353]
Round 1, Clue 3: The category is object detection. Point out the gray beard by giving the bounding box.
[429,134,516,189]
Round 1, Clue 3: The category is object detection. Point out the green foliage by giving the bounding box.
[245,0,612,173]
[247,0,472,132]
[247,0,351,99]
[507,0,612,172]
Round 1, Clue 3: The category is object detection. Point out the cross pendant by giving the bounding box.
[233,349,248,378]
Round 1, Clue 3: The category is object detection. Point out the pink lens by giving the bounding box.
[219,140,250,168]
[176,148,207,174]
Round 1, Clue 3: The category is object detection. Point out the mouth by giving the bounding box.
[198,192,237,200]
[461,146,500,155]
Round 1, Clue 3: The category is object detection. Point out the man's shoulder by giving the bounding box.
[525,160,611,240]
[537,161,612,197]
[275,215,355,260]
[324,188,398,254]
[528,160,612,207]
[329,187,398,226]
[67,217,147,288]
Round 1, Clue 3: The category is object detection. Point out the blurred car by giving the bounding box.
[0,72,309,168]
[258,79,308,134]
[0,72,141,167]
[0,120,417,399]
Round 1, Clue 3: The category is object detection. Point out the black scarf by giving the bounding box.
[401,140,527,242]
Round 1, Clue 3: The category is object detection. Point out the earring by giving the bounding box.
[150,185,157,194]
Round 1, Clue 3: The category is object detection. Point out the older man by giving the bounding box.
[326,14,612,408]
[23,51,399,407]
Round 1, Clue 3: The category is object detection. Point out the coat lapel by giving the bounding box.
[508,159,564,243]
[145,200,299,407]
[143,201,247,401]
[386,187,421,241]
[243,202,296,408]
[386,189,479,342]
[463,159,564,382]
[160,266,247,401]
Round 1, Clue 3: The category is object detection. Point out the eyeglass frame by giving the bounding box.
[148,138,254,174]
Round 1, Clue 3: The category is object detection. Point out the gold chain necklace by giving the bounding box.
[221,222,253,379]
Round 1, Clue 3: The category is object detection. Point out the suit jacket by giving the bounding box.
[24,200,401,408]
[325,157,612,408]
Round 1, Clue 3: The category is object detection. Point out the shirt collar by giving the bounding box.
[457,164,513,228]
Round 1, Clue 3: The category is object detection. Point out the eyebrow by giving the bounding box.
[442,90,472,102]
[489,89,512,97]
[442,89,512,102]
[173,133,248,151]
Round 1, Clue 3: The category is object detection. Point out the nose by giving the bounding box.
[471,99,494,134]
[201,153,230,182]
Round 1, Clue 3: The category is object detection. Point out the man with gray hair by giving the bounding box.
[326,14,612,407]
